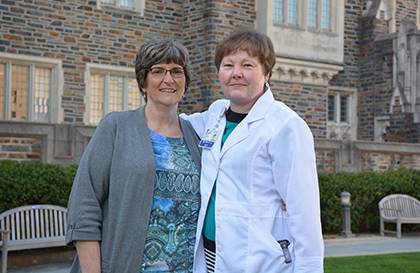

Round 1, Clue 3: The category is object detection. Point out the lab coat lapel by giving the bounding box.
[207,105,228,163]
[220,89,275,158]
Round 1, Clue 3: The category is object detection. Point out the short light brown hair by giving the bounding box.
[135,40,190,99]
[214,28,276,80]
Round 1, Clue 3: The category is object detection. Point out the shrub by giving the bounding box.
[0,160,77,212]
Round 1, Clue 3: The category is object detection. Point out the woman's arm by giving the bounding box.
[269,115,324,273]
[66,114,116,267]
[180,111,209,138]
[76,241,101,273]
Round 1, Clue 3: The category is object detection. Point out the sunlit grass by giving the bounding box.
[325,252,420,273]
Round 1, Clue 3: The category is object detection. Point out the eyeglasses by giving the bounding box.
[148,67,185,79]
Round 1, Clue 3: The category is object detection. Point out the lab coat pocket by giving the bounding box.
[217,201,249,273]
[248,207,294,273]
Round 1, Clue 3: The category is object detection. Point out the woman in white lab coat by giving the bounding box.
[183,28,324,273]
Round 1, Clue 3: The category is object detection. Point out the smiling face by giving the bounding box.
[144,62,186,108]
[218,50,268,113]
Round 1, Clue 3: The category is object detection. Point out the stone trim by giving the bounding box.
[272,57,343,85]
[354,140,420,154]
[0,121,95,164]
[316,138,420,172]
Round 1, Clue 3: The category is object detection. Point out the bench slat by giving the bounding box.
[20,211,25,240]
[54,210,58,237]
[25,211,30,240]
[11,214,15,241]
[58,211,63,237]
[30,209,35,239]
[47,209,54,237]
[40,209,45,238]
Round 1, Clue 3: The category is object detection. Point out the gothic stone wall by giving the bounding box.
[271,82,327,139]
[329,0,362,89]
[395,0,418,30]
[0,136,42,161]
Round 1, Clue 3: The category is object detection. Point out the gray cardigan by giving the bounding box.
[66,107,201,273]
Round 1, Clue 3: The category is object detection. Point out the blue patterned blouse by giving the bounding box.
[141,128,200,273]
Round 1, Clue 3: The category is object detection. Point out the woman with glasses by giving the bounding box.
[66,40,201,273]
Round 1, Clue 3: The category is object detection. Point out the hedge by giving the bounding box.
[0,160,77,213]
[1,160,420,234]
[319,170,420,233]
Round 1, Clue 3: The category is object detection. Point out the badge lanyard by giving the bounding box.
[198,111,225,149]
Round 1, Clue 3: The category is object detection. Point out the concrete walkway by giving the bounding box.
[7,235,420,273]
[325,234,420,257]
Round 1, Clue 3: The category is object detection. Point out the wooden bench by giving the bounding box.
[0,204,67,273]
[379,194,420,238]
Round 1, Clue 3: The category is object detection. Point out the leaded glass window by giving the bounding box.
[288,0,298,25]
[321,0,330,31]
[274,0,284,23]
[308,0,318,28]
[88,71,142,125]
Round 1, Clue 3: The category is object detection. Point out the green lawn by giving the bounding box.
[325,252,420,273]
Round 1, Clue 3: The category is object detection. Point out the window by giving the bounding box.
[327,87,357,140]
[98,0,145,14]
[307,0,318,28]
[328,93,349,123]
[86,64,143,125]
[320,0,330,31]
[102,0,133,9]
[0,54,62,123]
[273,0,299,26]
[306,0,331,31]
[339,95,348,122]
[274,0,284,23]
[288,0,298,26]
[328,94,335,121]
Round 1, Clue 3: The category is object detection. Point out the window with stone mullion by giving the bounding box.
[88,72,141,125]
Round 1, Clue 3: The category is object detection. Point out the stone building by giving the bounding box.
[0,0,420,172]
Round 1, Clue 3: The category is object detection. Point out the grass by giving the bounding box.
[325,252,420,273]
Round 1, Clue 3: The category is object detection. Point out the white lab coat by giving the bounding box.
[183,88,324,273]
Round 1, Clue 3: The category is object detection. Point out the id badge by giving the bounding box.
[198,118,222,149]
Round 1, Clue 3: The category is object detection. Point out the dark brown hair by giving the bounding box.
[135,40,190,100]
